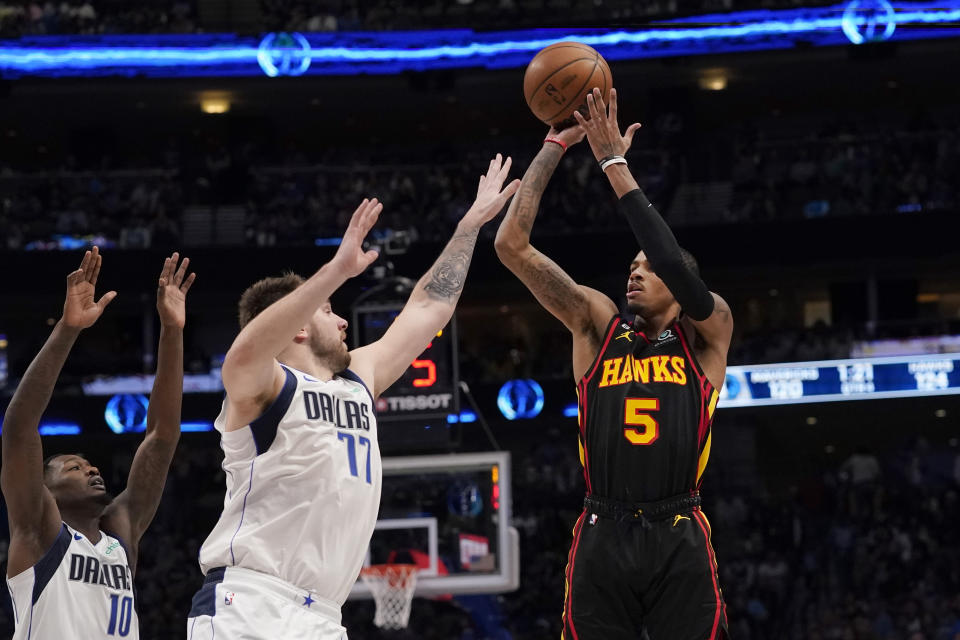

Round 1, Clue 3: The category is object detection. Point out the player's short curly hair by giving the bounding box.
[237,273,305,328]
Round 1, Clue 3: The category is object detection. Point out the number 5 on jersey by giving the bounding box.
[624,398,660,445]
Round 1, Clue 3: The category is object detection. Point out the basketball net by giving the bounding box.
[360,564,418,629]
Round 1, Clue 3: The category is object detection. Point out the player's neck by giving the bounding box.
[61,510,104,544]
[279,348,337,381]
[633,310,678,337]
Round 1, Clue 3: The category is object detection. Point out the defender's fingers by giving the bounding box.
[181,272,197,294]
[173,256,190,285]
[89,254,102,285]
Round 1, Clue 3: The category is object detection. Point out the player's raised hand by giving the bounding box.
[573,87,642,162]
[332,197,381,277]
[464,153,521,225]
[546,122,586,149]
[62,246,117,329]
[157,252,195,329]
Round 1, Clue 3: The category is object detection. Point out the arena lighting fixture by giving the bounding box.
[199,92,231,114]
[698,70,728,91]
[2,1,959,78]
[38,422,82,436]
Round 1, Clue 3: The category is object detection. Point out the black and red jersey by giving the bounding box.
[575,315,719,502]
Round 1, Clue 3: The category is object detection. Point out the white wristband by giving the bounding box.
[600,156,627,171]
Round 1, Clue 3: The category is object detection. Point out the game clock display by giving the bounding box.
[353,305,460,422]
[720,353,960,407]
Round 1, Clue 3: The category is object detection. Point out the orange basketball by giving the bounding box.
[523,42,612,128]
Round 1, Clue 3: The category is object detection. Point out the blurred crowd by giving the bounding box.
[0,139,678,250]
[2,117,957,252]
[725,122,960,224]
[0,0,842,37]
[0,1,197,36]
[2,432,957,639]
[259,0,774,32]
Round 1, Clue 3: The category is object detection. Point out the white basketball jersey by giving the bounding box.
[198,365,382,606]
[6,523,139,640]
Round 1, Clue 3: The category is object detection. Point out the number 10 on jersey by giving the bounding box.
[107,594,133,636]
[338,432,372,483]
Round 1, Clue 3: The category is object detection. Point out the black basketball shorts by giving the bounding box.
[561,508,728,640]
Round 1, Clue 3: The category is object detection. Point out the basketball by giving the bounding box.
[523,41,612,128]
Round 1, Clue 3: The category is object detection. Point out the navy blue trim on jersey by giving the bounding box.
[31,524,72,605]
[339,368,374,404]
[188,567,226,618]
[249,365,297,455]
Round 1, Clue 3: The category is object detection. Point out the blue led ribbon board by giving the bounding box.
[720,353,960,407]
[1,1,959,78]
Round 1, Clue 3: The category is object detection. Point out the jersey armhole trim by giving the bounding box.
[676,320,709,388]
[249,365,298,455]
[31,523,72,605]
[338,368,374,404]
[579,315,623,386]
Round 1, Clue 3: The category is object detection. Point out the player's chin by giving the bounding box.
[625,300,645,315]
[92,491,115,507]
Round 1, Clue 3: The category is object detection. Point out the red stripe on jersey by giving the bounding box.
[699,381,716,448]
[562,511,587,640]
[581,318,621,385]
[675,323,714,448]
[675,322,707,389]
[693,510,724,639]
[577,380,593,494]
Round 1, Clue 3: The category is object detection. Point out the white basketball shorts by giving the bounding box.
[186,566,348,640]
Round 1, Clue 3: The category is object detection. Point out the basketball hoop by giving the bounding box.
[360,564,418,629]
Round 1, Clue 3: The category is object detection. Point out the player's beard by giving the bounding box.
[309,331,351,373]
[626,299,646,317]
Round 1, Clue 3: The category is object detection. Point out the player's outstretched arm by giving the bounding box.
[575,87,733,385]
[350,155,519,398]
[102,254,194,563]
[493,130,618,380]
[1,247,117,578]
[221,199,381,411]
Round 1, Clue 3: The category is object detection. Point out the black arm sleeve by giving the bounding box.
[618,189,715,321]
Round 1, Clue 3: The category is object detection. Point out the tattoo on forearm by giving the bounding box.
[519,254,586,314]
[422,229,478,302]
[512,148,562,235]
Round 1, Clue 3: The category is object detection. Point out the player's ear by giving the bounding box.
[293,327,308,343]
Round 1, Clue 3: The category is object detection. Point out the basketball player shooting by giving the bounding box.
[2,247,195,639]
[186,154,519,639]
[495,88,733,640]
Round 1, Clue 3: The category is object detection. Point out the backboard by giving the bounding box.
[349,451,519,598]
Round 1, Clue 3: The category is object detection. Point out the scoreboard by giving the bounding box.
[352,303,460,423]
[720,353,960,408]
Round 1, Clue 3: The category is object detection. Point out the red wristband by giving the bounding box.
[544,137,567,152]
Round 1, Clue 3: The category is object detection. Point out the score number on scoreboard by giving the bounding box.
[353,305,460,422]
